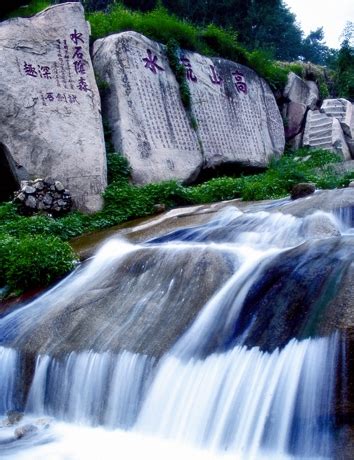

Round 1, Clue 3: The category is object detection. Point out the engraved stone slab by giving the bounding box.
[93,32,284,184]
[183,52,285,168]
[93,32,203,184]
[0,3,106,211]
[303,110,351,160]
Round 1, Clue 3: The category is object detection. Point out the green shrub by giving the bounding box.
[5,0,51,19]
[166,39,192,111]
[87,2,288,92]
[200,24,247,64]
[247,50,288,90]
[186,177,243,204]
[88,4,202,51]
[0,235,77,294]
[107,152,131,184]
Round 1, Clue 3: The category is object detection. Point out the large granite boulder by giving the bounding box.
[93,31,284,184]
[0,3,107,211]
[282,72,319,141]
[283,72,319,110]
[303,110,351,159]
[4,245,234,358]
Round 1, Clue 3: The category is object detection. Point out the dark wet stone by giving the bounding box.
[6,411,23,425]
[291,183,315,200]
[14,424,38,439]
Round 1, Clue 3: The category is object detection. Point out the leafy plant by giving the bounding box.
[0,235,77,294]
[166,39,192,111]
[107,152,131,184]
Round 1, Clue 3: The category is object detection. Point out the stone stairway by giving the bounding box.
[303,110,334,150]
[322,99,353,138]
[303,110,351,159]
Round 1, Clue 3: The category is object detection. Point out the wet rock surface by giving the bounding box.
[6,247,235,358]
[232,237,354,352]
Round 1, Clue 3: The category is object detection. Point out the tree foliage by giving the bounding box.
[333,22,354,100]
[4,0,341,66]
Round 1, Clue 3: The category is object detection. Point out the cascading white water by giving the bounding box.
[26,350,154,428]
[137,335,338,459]
[0,205,349,459]
[0,347,18,414]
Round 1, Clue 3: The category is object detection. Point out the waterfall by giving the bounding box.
[0,347,18,414]
[0,205,351,459]
[137,335,338,458]
[26,351,154,428]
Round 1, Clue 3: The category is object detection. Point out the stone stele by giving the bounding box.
[0,3,106,211]
[93,31,284,184]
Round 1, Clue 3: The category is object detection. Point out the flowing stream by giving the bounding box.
[0,203,352,459]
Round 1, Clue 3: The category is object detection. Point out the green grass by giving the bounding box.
[0,234,76,296]
[5,0,51,19]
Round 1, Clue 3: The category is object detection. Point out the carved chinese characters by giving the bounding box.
[0,3,106,211]
[181,52,284,169]
[93,32,203,184]
[93,32,284,184]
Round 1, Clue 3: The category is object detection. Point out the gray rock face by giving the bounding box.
[0,3,107,211]
[303,110,351,159]
[282,73,319,141]
[283,73,319,110]
[93,31,284,184]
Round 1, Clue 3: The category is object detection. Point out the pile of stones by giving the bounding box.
[13,178,72,215]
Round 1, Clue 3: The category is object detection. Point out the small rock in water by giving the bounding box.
[14,424,38,439]
[34,418,51,429]
[302,213,341,239]
[6,411,24,426]
[291,183,315,200]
